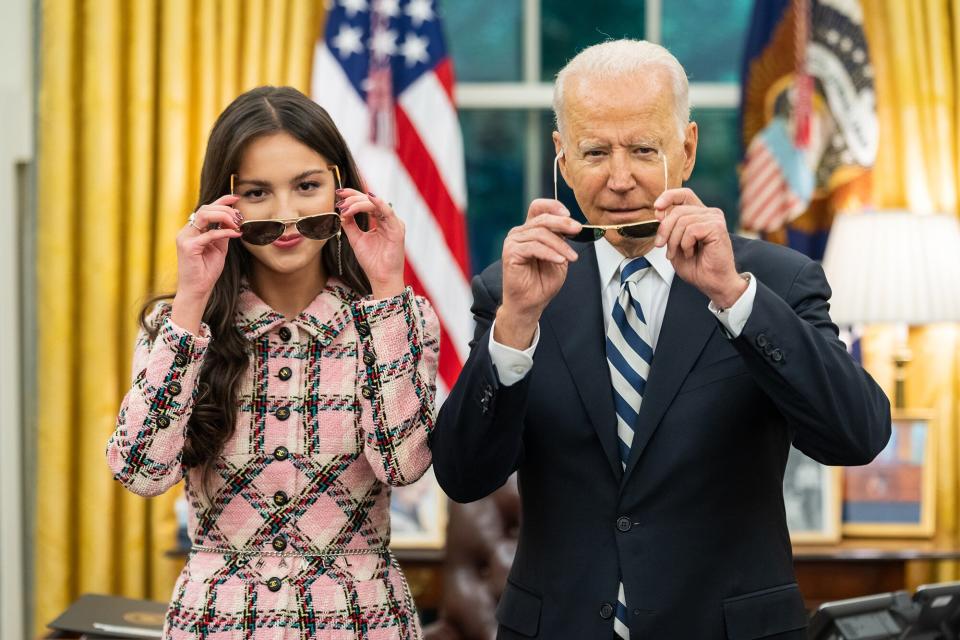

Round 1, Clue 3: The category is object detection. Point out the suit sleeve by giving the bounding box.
[431,272,531,503]
[734,260,891,465]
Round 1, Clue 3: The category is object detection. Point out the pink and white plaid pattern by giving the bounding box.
[107,280,439,639]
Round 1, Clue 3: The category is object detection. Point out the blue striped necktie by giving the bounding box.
[605,256,654,640]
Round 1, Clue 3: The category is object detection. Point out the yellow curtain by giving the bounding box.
[35,0,324,633]
[861,0,960,585]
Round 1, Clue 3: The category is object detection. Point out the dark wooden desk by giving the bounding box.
[793,539,960,609]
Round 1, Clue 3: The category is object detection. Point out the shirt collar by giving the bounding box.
[595,237,675,290]
[235,277,360,343]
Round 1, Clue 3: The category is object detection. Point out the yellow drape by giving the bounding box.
[862,0,960,585]
[35,0,323,633]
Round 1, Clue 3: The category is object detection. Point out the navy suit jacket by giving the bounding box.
[431,236,891,640]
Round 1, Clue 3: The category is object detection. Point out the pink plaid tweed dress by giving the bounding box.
[107,280,439,639]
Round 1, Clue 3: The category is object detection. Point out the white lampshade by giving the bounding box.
[821,211,960,325]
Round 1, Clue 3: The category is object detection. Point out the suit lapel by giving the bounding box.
[544,243,622,481]
[622,275,717,483]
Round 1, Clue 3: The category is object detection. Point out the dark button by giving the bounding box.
[357,323,370,337]
[173,353,189,367]
[600,603,614,619]
[273,491,289,507]
[772,349,784,363]
[156,415,171,429]
[272,536,287,551]
[763,344,774,356]
[278,327,292,342]
[166,381,182,396]
[616,516,632,532]
[633,609,641,616]
[756,333,769,348]
[275,407,291,421]
[362,352,375,366]
[273,446,289,461]
[277,367,292,381]
[266,577,282,592]
[361,385,374,399]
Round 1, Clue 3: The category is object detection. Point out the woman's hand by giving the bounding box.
[171,194,243,334]
[337,188,406,299]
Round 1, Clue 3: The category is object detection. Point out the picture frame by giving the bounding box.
[389,467,448,549]
[841,409,936,538]
[784,446,843,544]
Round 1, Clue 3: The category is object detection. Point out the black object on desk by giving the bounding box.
[48,593,166,639]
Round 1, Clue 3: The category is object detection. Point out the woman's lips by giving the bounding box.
[272,234,303,249]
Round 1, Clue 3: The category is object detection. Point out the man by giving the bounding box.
[431,40,890,639]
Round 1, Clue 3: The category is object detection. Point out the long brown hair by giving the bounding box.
[141,86,372,475]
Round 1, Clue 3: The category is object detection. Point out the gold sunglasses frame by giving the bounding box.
[230,164,343,240]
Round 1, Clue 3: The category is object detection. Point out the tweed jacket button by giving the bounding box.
[173,353,188,367]
[273,446,289,461]
[616,516,632,532]
[362,352,375,366]
[361,386,374,400]
[273,491,289,507]
[156,415,171,429]
[599,603,614,619]
[272,536,287,552]
[266,577,282,592]
[278,367,292,381]
[278,327,292,342]
[357,323,370,338]
[275,407,291,421]
[166,381,182,396]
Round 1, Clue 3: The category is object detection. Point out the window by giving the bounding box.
[441,0,752,273]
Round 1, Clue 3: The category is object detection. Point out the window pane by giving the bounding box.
[440,0,522,82]
[541,0,645,81]
[688,108,740,229]
[662,0,752,83]
[461,110,528,274]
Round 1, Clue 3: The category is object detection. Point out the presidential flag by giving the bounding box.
[312,0,471,397]
[739,0,877,261]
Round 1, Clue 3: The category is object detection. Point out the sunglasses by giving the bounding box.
[230,165,343,246]
[553,150,666,242]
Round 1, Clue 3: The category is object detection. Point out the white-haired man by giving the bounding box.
[431,39,889,639]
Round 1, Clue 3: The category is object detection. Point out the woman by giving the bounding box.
[106,86,438,639]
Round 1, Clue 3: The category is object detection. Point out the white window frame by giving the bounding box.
[453,0,740,204]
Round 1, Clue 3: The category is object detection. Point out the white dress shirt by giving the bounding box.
[488,238,758,386]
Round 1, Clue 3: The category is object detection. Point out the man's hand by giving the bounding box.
[495,199,581,349]
[654,188,747,309]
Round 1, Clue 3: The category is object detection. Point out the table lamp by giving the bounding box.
[821,211,960,409]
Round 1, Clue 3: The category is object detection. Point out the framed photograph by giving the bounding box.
[784,446,843,544]
[842,410,936,538]
[389,467,448,549]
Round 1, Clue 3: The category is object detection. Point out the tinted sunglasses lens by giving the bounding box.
[240,221,285,245]
[296,214,341,240]
[569,227,604,243]
[618,221,660,238]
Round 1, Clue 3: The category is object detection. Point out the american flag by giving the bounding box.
[311,0,471,396]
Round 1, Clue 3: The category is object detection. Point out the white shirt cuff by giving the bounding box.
[708,273,757,339]
[488,320,540,386]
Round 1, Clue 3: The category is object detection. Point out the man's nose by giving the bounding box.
[606,154,637,193]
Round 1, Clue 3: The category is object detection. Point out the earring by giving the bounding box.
[336,234,342,276]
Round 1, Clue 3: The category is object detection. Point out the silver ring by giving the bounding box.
[188,212,204,231]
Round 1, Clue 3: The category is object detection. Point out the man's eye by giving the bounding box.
[584,150,606,158]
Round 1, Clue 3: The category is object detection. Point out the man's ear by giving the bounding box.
[681,121,698,182]
[552,130,568,180]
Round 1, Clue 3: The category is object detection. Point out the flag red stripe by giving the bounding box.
[394,104,471,278]
[404,260,464,389]
[433,58,456,104]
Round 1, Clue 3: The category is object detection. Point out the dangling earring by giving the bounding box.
[336,233,342,276]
